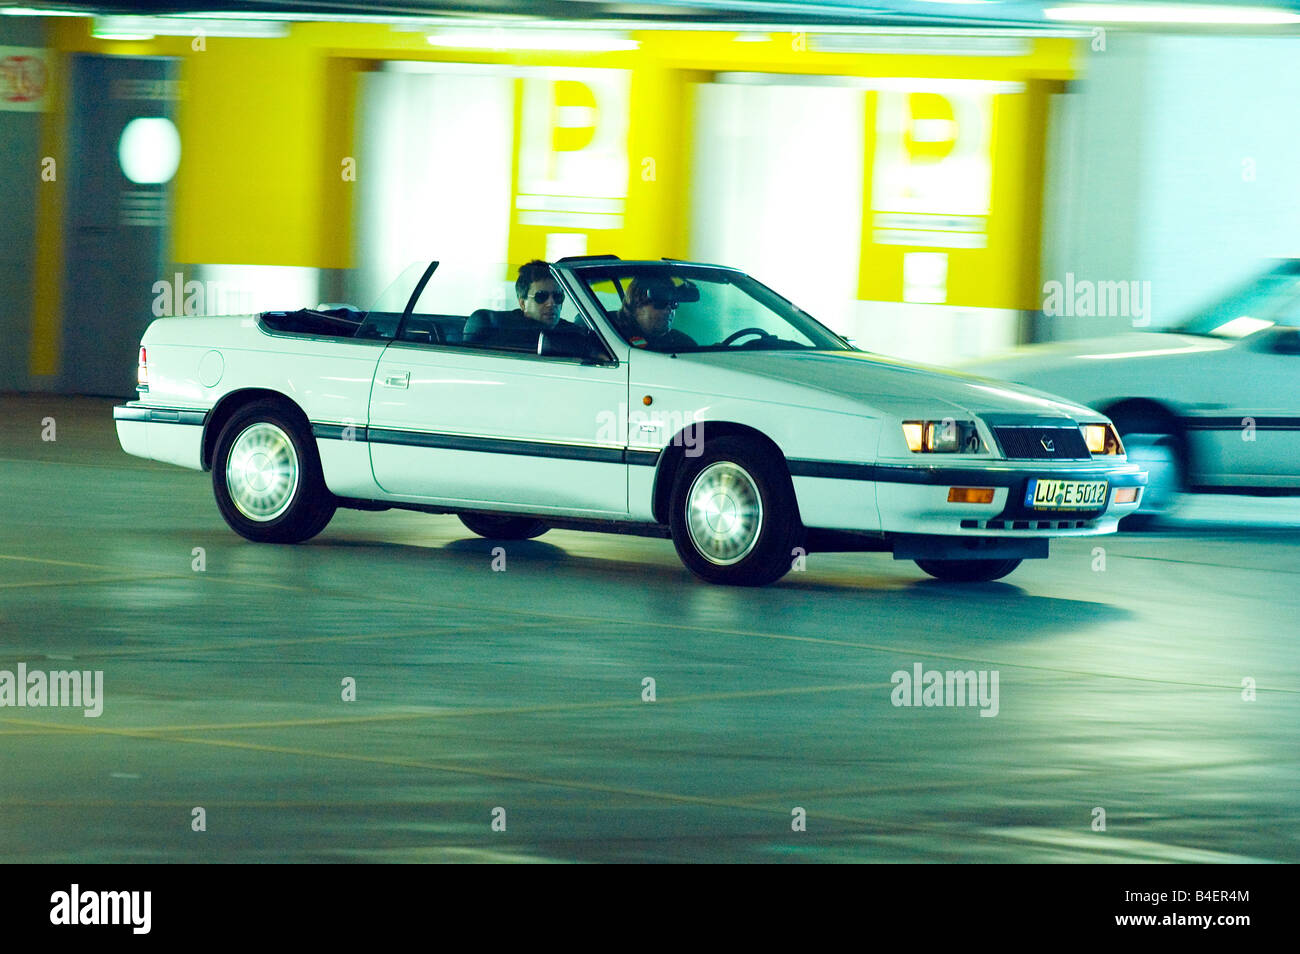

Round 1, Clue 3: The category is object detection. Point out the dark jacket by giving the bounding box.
[463,308,579,352]
[613,309,697,353]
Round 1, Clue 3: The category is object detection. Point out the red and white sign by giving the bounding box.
[0,46,49,112]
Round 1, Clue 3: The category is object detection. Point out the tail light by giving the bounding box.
[137,347,148,391]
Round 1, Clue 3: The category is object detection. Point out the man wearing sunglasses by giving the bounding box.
[614,276,698,353]
[464,260,579,351]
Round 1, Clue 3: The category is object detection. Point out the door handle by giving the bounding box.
[382,371,410,389]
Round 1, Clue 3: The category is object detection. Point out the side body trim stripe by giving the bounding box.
[312,424,1146,487]
[312,423,660,467]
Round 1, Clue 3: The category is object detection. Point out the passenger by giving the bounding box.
[614,276,697,352]
[464,260,579,350]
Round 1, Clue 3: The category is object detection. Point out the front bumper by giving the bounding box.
[873,460,1146,537]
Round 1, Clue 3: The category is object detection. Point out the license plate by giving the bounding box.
[1025,478,1109,510]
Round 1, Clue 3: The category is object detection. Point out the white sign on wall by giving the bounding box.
[516,67,630,231]
[871,88,994,249]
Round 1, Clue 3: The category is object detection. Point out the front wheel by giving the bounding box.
[669,436,803,586]
[458,513,549,540]
[212,401,336,543]
[915,558,1022,583]
[1115,431,1183,530]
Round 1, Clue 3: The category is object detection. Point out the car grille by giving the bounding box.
[993,426,1091,460]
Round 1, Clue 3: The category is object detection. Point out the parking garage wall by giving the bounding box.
[26,20,1081,393]
[1039,33,1300,341]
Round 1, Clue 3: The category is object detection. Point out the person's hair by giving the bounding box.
[624,276,676,310]
[624,277,649,309]
[515,260,553,300]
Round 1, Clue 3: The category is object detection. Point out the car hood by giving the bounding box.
[959,332,1232,379]
[675,349,1105,421]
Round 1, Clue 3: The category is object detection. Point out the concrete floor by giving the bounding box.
[1,395,1296,863]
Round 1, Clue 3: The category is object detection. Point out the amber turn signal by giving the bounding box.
[947,487,995,504]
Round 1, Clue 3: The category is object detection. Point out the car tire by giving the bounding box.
[1111,426,1185,531]
[458,513,549,540]
[212,400,336,544]
[914,558,1022,583]
[668,436,803,586]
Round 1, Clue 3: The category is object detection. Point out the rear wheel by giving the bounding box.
[458,513,549,540]
[212,401,336,543]
[668,436,802,586]
[915,558,1022,583]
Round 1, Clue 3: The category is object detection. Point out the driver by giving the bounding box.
[614,276,697,352]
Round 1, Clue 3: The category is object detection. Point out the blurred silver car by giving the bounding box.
[962,259,1300,524]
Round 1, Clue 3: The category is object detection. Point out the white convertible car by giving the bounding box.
[114,257,1145,585]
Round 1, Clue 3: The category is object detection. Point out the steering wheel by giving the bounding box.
[720,327,773,347]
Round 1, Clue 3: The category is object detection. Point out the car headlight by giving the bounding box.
[1081,423,1124,455]
[902,420,983,453]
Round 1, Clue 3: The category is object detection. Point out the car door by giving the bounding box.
[366,267,629,515]
[1183,327,1300,487]
[1176,278,1300,487]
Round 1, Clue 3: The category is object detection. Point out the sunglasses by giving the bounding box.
[642,288,678,309]
[529,290,565,305]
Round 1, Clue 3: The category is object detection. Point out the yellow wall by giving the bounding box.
[174,40,321,266]
[30,42,66,377]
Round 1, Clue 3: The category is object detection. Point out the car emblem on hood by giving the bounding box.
[1041,437,1055,452]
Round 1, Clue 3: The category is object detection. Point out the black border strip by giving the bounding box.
[1182,416,1300,430]
[316,424,660,467]
[113,405,207,426]
[625,449,660,467]
[311,423,366,442]
[311,423,1145,485]
[367,427,624,463]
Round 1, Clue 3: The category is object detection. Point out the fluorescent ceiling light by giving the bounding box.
[809,33,1031,55]
[93,16,288,38]
[0,7,88,14]
[716,73,1025,93]
[172,10,426,23]
[1045,4,1300,24]
[426,29,638,52]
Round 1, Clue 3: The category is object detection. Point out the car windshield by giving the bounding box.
[570,263,848,353]
[1174,261,1300,338]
